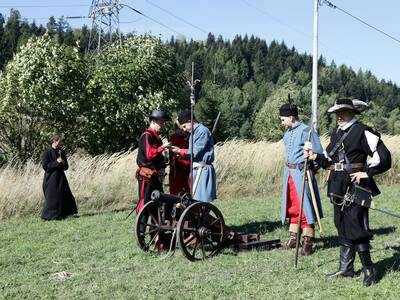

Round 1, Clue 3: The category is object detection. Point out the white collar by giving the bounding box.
[339,118,357,131]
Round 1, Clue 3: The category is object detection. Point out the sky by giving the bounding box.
[1,0,399,85]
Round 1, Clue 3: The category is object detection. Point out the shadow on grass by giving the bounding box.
[316,226,397,250]
[77,208,130,218]
[228,220,282,235]
[375,246,400,282]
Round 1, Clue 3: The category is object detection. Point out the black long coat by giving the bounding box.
[41,148,77,220]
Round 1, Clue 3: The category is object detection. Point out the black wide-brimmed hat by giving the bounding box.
[149,110,171,121]
[328,98,368,114]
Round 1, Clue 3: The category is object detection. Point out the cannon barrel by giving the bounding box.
[151,190,184,204]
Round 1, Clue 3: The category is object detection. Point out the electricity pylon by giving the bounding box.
[88,0,122,51]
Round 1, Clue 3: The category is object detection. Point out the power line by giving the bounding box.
[238,0,368,68]
[143,0,208,35]
[17,16,140,24]
[323,0,400,45]
[121,3,185,37]
[239,0,311,40]
[0,4,88,8]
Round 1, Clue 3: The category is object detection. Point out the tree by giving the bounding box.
[85,35,185,154]
[253,81,301,141]
[0,34,86,161]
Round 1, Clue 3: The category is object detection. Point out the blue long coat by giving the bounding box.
[183,123,216,202]
[281,122,324,225]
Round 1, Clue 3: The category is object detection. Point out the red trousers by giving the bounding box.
[286,174,313,229]
[135,175,162,214]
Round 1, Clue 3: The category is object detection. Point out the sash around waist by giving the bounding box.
[193,162,213,169]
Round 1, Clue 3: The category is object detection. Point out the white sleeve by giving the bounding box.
[364,130,380,168]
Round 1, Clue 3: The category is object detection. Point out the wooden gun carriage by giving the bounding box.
[135,191,281,261]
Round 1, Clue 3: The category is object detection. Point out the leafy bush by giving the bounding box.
[0,34,86,161]
[85,35,185,154]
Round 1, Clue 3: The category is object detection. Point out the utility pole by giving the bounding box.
[311,0,320,132]
[88,0,122,52]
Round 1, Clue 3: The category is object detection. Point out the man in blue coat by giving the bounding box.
[171,109,216,202]
[279,102,323,255]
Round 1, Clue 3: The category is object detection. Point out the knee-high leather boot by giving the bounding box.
[326,244,355,278]
[356,244,377,286]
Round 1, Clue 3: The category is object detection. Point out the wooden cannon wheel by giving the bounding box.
[135,201,176,253]
[176,202,226,261]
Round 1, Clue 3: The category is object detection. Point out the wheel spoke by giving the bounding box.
[183,234,196,246]
[143,227,159,236]
[181,227,197,233]
[149,212,159,225]
[204,238,217,249]
[191,241,199,258]
[206,236,222,255]
[201,240,206,259]
[139,221,158,229]
[205,218,221,229]
[144,231,159,249]
[199,207,211,226]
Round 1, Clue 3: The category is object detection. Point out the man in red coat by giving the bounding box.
[135,110,171,213]
[168,121,190,195]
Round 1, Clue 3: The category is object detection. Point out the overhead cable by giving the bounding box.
[143,0,208,35]
[323,0,400,45]
[121,3,185,36]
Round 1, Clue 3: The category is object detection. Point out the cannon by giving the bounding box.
[135,190,281,261]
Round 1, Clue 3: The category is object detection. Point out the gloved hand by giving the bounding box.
[303,141,317,160]
[304,141,312,151]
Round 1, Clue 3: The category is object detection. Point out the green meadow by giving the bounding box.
[1,186,399,299]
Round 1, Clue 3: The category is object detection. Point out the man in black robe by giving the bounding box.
[41,134,77,220]
[306,98,391,286]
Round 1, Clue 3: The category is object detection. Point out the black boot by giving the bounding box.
[358,250,377,286]
[326,245,355,278]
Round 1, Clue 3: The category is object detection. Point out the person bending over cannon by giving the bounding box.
[171,109,216,202]
[305,97,391,286]
[135,110,171,213]
[279,100,324,256]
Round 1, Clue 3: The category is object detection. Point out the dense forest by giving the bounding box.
[1,10,400,160]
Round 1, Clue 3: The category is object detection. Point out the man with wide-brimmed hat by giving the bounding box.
[305,97,391,286]
[135,110,171,213]
[279,100,324,256]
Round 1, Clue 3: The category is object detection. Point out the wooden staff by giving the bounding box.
[294,156,309,268]
[307,169,322,232]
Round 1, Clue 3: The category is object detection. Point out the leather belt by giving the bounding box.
[193,162,211,169]
[285,162,303,170]
[328,162,365,172]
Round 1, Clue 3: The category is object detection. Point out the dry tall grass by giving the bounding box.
[1,136,399,219]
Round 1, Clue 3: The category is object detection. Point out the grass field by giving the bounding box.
[1,186,400,299]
